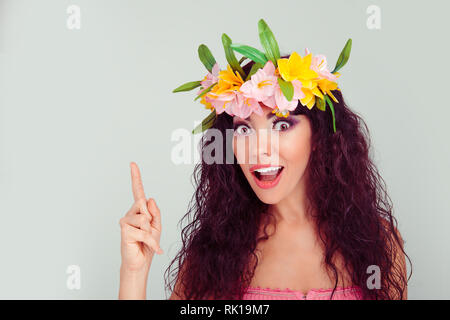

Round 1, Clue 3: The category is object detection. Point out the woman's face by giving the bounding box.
[232,103,313,204]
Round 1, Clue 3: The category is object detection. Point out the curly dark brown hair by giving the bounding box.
[164,57,412,300]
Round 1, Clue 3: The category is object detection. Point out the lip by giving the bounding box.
[251,166,284,189]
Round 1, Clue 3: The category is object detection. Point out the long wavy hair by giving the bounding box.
[164,57,412,300]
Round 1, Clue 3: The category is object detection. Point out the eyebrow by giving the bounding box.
[233,112,292,123]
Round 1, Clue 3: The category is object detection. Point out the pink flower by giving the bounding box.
[206,91,234,116]
[202,61,265,119]
[239,60,278,102]
[263,79,305,112]
[304,48,337,82]
[197,62,221,95]
[234,94,263,119]
[208,91,263,119]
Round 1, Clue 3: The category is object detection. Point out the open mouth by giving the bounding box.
[252,166,284,182]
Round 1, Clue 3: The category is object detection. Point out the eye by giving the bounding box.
[273,119,293,131]
[233,123,253,136]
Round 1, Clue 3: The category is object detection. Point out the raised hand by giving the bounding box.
[119,162,163,274]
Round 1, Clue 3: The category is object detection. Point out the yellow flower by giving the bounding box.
[271,108,290,118]
[300,79,324,110]
[208,64,244,97]
[317,79,339,103]
[277,51,318,83]
[278,51,325,109]
[317,72,341,103]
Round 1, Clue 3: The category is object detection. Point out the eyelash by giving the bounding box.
[233,118,295,135]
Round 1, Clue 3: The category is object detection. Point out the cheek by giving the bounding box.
[233,136,251,178]
[278,130,312,164]
[232,136,239,159]
[232,136,248,164]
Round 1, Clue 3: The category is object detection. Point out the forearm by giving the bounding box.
[119,265,149,300]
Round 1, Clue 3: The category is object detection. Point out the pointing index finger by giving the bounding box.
[130,162,146,202]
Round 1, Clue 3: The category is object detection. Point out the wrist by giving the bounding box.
[120,263,150,278]
[119,264,150,300]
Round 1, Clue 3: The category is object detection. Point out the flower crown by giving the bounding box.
[173,18,352,134]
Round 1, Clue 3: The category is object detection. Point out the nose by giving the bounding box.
[250,128,278,165]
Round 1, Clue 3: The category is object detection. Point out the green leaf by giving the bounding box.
[222,33,246,79]
[239,56,248,64]
[172,80,202,93]
[331,38,352,74]
[245,62,263,81]
[324,95,337,133]
[315,96,326,111]
[192,110,216,134]
[258,18,281,67]
[198,44,217,73]
[277,78,294,101]
[230,43,268,65]
[194,82,216,101]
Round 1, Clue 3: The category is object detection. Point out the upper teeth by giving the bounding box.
[254,166,282,173]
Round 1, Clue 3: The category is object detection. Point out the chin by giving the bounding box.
[252,189,283,205]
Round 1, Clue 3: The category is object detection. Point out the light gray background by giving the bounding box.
[0,0,448,299]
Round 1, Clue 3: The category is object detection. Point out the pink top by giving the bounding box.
[242,285,364,300]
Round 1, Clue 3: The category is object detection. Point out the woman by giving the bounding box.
[119,91,410,300]
[119,20,411,300]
